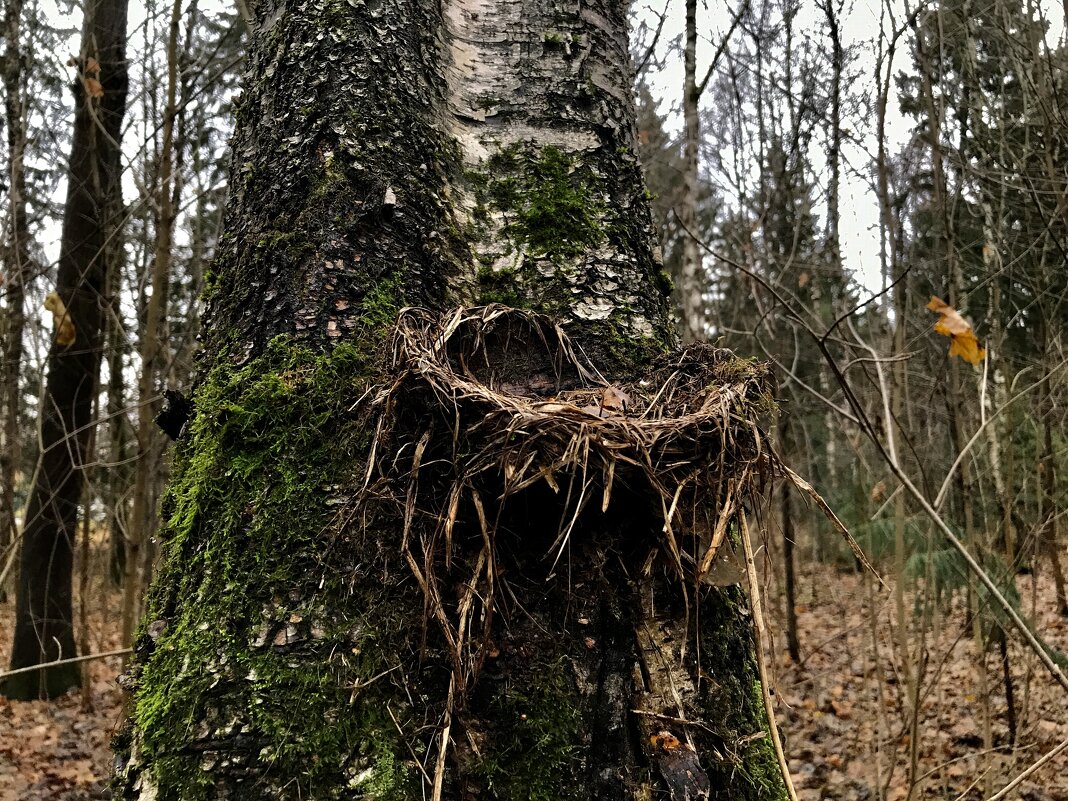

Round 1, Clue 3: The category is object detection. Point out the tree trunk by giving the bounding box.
[1039,326,1068,614]
[0,0,32,587]
[121,0,182,649]
[678,0,704,342]
[113,3,786,799]
[105,242,133,586]
[780,419,801,664]
[2,0,129,700]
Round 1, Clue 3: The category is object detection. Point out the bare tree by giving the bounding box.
[3,0,129,700]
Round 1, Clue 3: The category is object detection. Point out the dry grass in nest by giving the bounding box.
[354,304,869,801]
[361,306,782,688]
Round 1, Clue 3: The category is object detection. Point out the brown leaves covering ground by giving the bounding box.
[772,566,1068,801]
[1,562,1067,799]
[0,559,126,801]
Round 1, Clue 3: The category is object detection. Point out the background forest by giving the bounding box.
[1,0,1067,799]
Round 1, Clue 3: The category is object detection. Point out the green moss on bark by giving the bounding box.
[465,141,673,373]
[476,660,583,801]
[483,145,605,261]
[694,586,787,801]
[123,335,421,800]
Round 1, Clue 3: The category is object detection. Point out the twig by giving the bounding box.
[984,735,1068,801]
[739,514,800,801]
[385,704,434,787]
[0,648,132,681]
[431,674,455,801]
[631,708,716,734]
[635,1,669,75]
[695,0,752,96]
[781,464,884,586]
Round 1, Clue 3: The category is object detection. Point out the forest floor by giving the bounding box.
[1,559,1067,800]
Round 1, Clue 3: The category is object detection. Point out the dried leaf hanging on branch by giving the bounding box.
[926,296,986,365]
[69,55,104,98]
[44,291,76,347]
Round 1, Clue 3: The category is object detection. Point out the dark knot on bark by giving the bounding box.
[155,389,193,441]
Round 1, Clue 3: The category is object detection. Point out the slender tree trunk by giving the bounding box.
[874,23,916,747]
[2,0,129,700]
[105,248,132,585]
[781,419,801,664]
[113,3,787,799]
[121,0,181,649]
[820,0,843,273]
[679,0,704,342]
[78,391,99,712]
[1039,327,1068,614]
[0,0,32,584]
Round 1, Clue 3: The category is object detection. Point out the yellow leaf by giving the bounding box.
[926,296,985,365]
[44,291,76,346]
[83,76,104,98]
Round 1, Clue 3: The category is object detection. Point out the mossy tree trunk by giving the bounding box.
[3,0,129,701]
[114,1,787,799]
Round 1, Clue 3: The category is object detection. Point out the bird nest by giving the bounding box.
[358,306,795,693]
[353,305,871,798]
[382,304,776,571]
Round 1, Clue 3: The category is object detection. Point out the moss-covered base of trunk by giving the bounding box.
[114,335,432,800]
[694,586,788,799]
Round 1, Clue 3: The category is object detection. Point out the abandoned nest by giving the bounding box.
[371,305,779,611]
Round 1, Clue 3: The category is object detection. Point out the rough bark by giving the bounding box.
[2,0,129,700]
[113,2,784,799]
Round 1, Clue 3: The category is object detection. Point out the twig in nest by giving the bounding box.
[431,674,455,801]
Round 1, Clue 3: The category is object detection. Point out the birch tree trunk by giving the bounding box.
[113,3,786,799]
[678,0,704,342]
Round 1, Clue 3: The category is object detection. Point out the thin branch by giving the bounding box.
[985,735,1068,801]
[635,2,669,76]
[696,0,751,98]
[0,648,132,681]
[740,514,800,801]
